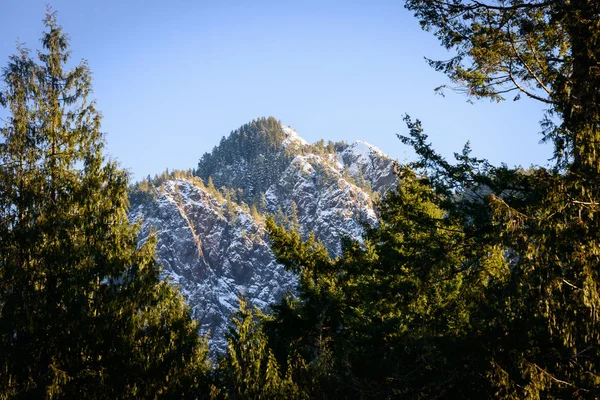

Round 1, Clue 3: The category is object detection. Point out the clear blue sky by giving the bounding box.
[1,0,552,180]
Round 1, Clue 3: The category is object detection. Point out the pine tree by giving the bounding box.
[0,10,211,398]
[262,1,600,392]
[215,299,301,399]
[224,187,237,223]
[250,204,261,222]
[342,164,351,181]
[288,201,301,233]
[207,176,216,193]
[402,1,600,396]
[195,117,294,206]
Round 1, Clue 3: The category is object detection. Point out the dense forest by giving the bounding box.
[2,1,600,399]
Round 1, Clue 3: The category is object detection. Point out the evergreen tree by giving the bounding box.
[261,2,600,397]
[326,141,335,154]
[195,117,295,206]
[288,201,301,233]
[342,164,351,181]
[264,220,352,399]
[0,11,211,398]
[215,299,301,399]
[401,0,600,396]
[207,176,216,193]
[224,187,237,223]
[404,0,600,174]
[250,204,261,222]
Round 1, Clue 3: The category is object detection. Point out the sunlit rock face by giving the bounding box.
[130,179,293,351]
[129,119,396,352]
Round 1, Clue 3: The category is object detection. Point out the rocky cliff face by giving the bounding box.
[265,153,377,254]
[129,117,397,351]
[130,179,293,351]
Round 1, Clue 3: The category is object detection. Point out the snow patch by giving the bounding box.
[343,140,387,160]
[281,124,309,147]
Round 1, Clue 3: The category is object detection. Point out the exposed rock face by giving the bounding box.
[129,118,397,352]
[341,140,397,193]
[265,153,378,254]
[130,179,294,351]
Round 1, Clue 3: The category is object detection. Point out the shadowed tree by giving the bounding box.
[258,2,600,398]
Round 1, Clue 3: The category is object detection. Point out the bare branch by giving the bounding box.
[562,279,580,290]
[571,200,600,206]
[506,27,553,96]
[508,68,555,104]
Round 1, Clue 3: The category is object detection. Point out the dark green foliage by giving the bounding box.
[306,139,347,157]
[0,11,212,398]
[195,117,296,204]
[399,1,600,394]
[214,299,302,399]
[195,118,354,208]
[128,178,157,204]
[404,0,600,174]
[250,2,600,397]
[259,93,600,398]
[333,141,349,153]
[263,221,349,399]
[128,169,203,206]
[263,115,600,397]
[264,159,492,397]
[5,2,600,398]
[236,2,600,394]
[132,1,600,397]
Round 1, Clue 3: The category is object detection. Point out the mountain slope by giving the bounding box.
[129,118,397,351]
[130,179,295,351]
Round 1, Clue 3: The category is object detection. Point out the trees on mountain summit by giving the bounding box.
[195,117,293,204]
[0,11,211,398]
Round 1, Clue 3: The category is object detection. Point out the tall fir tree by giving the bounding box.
[259,2,600,398]
[0,10,211,398]
[214,299,301,400]
[401,0,600,396]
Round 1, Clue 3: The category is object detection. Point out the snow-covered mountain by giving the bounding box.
[129,117,397,351]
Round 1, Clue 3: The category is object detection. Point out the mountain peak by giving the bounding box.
[281,124,308,148]
[131,119,399,352]
[344,140,388,160]
[195,117,309,205]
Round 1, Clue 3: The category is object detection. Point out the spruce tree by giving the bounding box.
[0,10,211,398]
[401,0,600,396]
[261,2,600,397]
[215,299,300,399]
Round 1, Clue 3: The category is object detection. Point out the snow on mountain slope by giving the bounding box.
[341,140,397,193]
[129,119,398,352]
[130,179,295,351]
[265,154,377,254]
[281,125,309,148]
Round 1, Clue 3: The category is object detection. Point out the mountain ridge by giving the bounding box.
[129,117,398,351]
